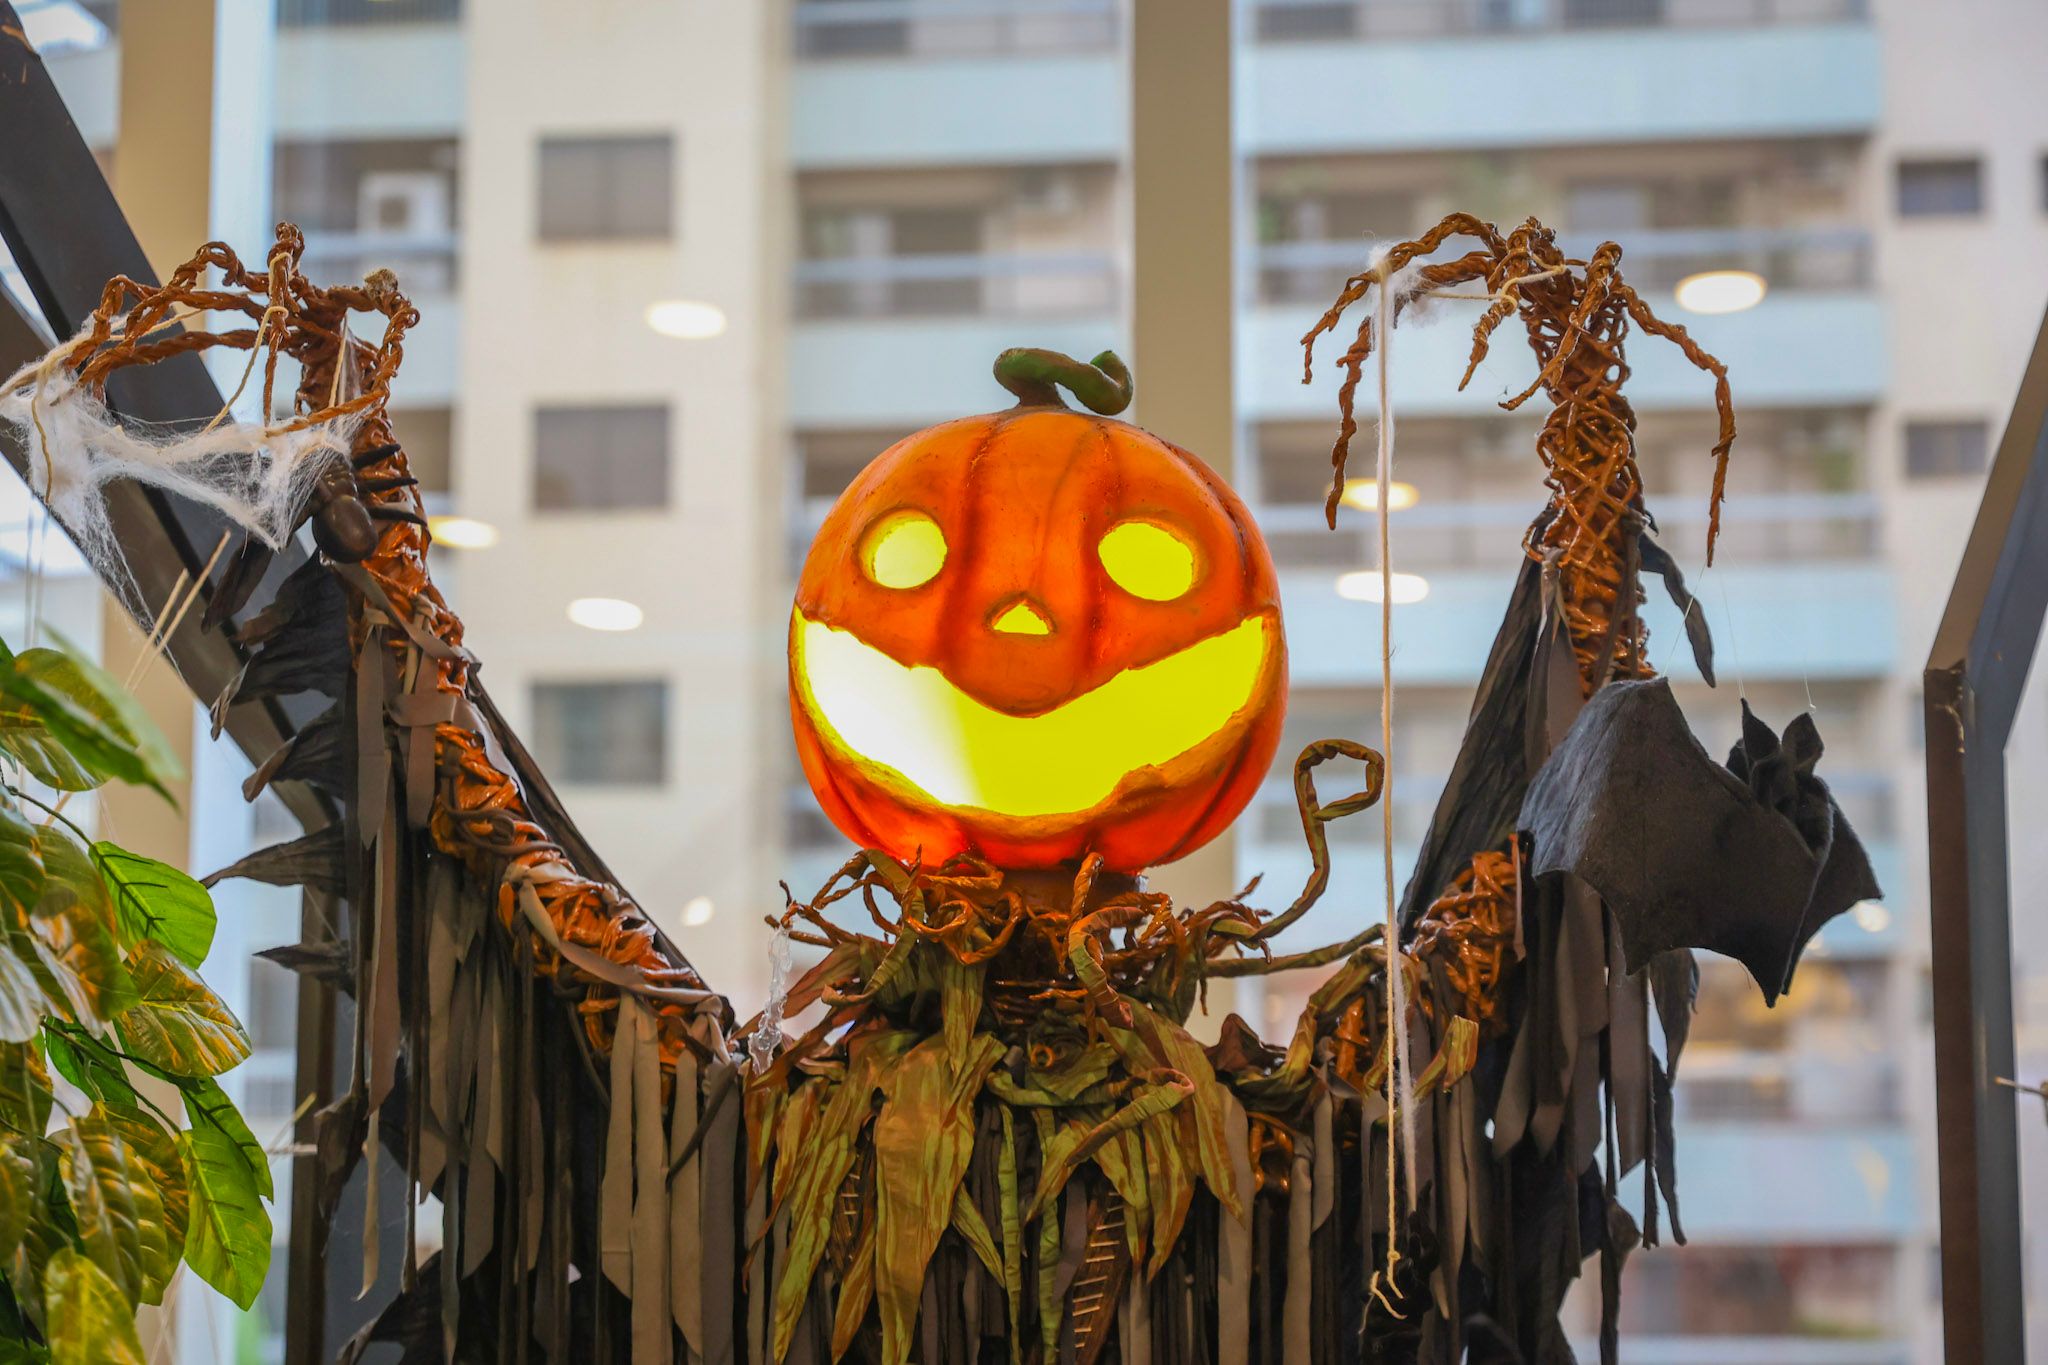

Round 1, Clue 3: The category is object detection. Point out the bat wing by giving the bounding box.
[1518,678,1879,1003]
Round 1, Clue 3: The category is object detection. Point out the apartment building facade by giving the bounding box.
[19,0,2048,1357]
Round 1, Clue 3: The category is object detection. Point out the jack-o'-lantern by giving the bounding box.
[788,348,1287,872]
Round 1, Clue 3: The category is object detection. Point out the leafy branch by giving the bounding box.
[0,634,272,1358]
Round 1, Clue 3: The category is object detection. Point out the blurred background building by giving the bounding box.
[6,0,2047,1359]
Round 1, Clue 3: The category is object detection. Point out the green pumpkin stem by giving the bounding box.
[993,348,1133,415]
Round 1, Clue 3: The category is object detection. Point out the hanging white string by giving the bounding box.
[1369,251,1419,1231]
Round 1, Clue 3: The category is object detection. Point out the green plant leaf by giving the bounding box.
[40,1030,134,1109]
[27,837,133,1032]
[0,650,159,800]
[181,1125,271,1310]
[0,1042,50,1137]
[113,942,248,1078]
[41,1247,145,1365]
[60,1114,151,1305]
[0,1135,37,1265]
[6,1148,69,1339]
[39,631,183,795]
[0,1262,50,1365]
[89,844,214,969]
[180,1078,270,1199]
[96,1105,183,1304]
[0,809,45,927]
[0,953,42,1050]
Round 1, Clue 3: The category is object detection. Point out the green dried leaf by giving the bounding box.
[61,1114,150,1304]
[998,1108,1022,1365]
[90,844,215,969]
[949,1182,1001,1282]
[113,941,249,1078]
[1027,1075,1187,1227]
[873,1032,1003,1365]
[1089,1127,1150,1265]
[1126,1003,1243,1220]
[1139,1111,1194,1280]
[1032,1109,1061,1365]
[182,1124,271,1309]
[768,1030,916,1363]
[100,1104,186,1301]
[0,1041,51,1135]
[939,951,983,1072]
[828,1214,876,1362]
[42,1246,145,1365]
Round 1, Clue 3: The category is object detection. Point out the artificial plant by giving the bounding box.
[0,635,270,1363]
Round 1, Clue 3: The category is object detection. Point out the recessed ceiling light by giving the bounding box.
[646,299,727,340]
[427,515,500,550]
[1851,900,1891,934]
[1340,479,1419,513]
[1674,269,1766,316]
[568,596,645,632]
[681,896,715,928]
[1336,570,1430,605]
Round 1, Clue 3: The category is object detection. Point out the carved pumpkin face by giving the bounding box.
[789,369,1286,872]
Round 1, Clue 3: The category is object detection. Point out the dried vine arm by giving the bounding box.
[1301,213,1738,692]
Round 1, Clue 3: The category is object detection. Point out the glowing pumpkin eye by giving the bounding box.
[862,510,947,589]
[1098,520,1197,601]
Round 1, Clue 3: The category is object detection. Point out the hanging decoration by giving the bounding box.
[3,213,1881,1365]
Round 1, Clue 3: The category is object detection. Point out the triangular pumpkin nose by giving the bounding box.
[990,597,1052,636]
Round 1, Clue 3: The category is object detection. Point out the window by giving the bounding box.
[533,404,670,511]
[394,405,454,494]
[1896,157,1984,217]
[1904,418,1990,479]
[531,681,668,785]
[537,135,674,241]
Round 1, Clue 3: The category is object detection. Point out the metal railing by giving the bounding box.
[794,249,1119,320]
[793,0,1117,59]
[299,227,459,295]
[1252,491,1883,569]
[1257,225,1872,305]
[279,0,460,26]
[1251,0,1868,43]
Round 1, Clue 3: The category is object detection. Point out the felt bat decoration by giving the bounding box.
[1519,677,1881,1003]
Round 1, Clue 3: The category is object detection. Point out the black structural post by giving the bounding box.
[1923,303,2048,1365]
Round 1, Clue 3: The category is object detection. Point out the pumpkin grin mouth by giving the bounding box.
[791,610,1273,821]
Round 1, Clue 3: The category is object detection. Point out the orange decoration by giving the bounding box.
[789,349,1287,872]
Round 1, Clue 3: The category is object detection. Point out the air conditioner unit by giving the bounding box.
[1013,169,1081,218]
[358,170,451,238]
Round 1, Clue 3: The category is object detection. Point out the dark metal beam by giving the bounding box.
[0,12,348,1359]
[1922,302,2048,1365]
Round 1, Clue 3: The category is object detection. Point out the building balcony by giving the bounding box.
[1247,286,1886,421]
[1256,226,1873,308]
[795,250,1118,321]
[789,269,1121,427]
[1278,559,1896,687]
[1662,1124,1916,1241]
[792,0,1116,61]
[1244,5,1880,153]
[275,24,467,139]
[791,3,1122,169]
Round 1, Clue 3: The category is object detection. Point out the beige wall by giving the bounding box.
[450,0,788,1005]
